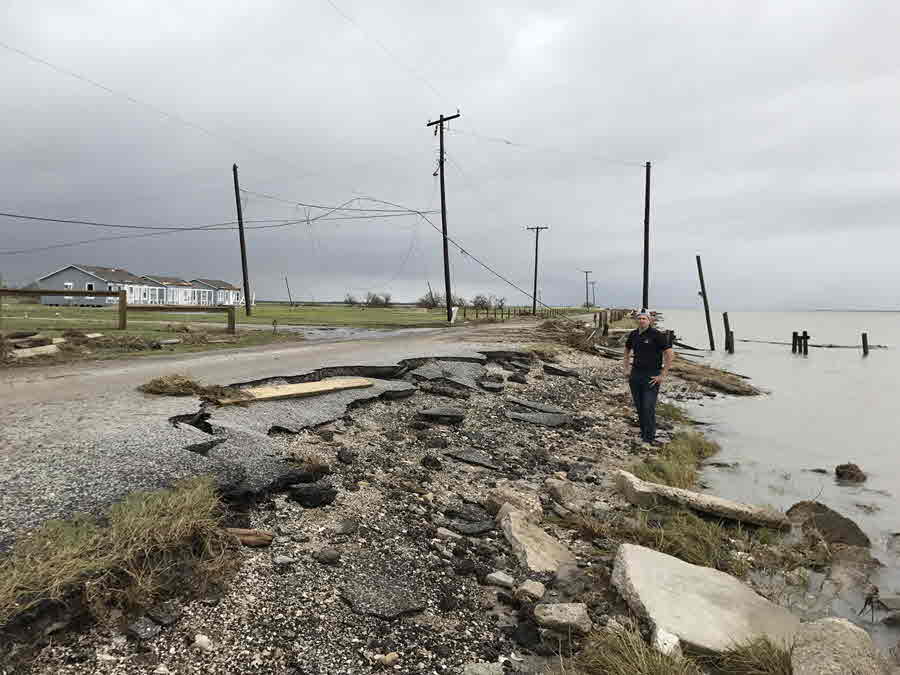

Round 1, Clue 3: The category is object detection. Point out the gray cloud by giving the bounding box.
[2,0,898,310]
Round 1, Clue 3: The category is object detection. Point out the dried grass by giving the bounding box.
[567,507,771,577]
[137,374,251,402]
[569,628,702,675]
[671,358,759,396]
[700,636,793,674]
[0,477,238,626]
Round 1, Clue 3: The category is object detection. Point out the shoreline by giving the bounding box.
[2,319,896,673]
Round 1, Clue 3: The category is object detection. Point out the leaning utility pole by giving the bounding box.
[526,226,549,315]
[642,161,651,311]
[426,110,460,323]
[232,163,252,317]
[284,275,294,307]
[582,270,592,308]
[696,255,715,351]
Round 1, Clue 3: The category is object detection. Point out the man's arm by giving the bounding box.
[651,347,674,386]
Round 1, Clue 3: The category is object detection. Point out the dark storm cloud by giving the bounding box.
[2,1,898,309]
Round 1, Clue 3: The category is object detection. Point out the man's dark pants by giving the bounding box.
[629,372,659,443]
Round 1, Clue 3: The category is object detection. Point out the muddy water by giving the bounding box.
[663,309,900,650]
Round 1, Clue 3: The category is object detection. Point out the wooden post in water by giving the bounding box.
[862,333,869,356]
[792,331,798,354]
[723,312,732,354]
[696,255,715,350]
[801,331,809,356]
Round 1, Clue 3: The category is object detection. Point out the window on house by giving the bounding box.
[64,282,73,289]
[85,283,95,292]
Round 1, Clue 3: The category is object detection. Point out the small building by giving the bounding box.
[140,275,215,306]
[191,279,244,306]
[36,265,159,306]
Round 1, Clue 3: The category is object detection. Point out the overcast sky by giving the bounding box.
[2,1,898,310]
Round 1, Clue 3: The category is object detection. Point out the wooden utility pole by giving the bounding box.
[526,226,549,315]
[696,255,715,350]
[232,163,252,317]
[642,161,651,311]
[426,111,460,322]
[582,270,592,308]
[590,280,597,307]
[284,276,294,307]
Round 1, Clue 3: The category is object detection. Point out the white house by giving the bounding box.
[191,279,244,306]
[37,265,161,306]
[36,264,245,307]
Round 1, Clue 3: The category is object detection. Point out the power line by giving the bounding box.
[0,39,317,177]
[239,188,438,214]
[449,127,646,168]
[322,0,447,104]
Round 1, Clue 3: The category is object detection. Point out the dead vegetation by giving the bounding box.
[137,374,251,402]
[560,628,703,675]
[700,636,793,674]
[670,358,760,396]
[0,478,238,628]
[631,431,720,489]
[0,336,12,365]
[568,507,768,577]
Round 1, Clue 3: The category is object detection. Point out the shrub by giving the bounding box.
[0,477,238,625]
[631,431,720,489]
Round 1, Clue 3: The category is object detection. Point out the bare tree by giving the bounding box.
[344,293,358,306]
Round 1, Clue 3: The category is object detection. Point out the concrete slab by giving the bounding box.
[616,470,790,530]
[500,509,575,574]
[207,378,415,435]
[612,544,800,654]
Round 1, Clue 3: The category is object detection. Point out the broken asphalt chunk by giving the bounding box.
[287,484,338,508]
[341,576,426,619]
[417,407,465,425]
[506,397,570,415]
[444,447,501,471]
[506,411,572,428]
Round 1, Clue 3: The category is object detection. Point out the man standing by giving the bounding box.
[623,310,673,445]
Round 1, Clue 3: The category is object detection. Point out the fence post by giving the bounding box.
[862,333,869,356]
[792,331,798,353]
[801,330,809,356]
[118,291,127,330]
[227,307,236,334]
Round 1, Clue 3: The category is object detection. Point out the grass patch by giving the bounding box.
[701,636,793,674]
[568,628,702,675]
[656,402,691,424]
[567,507,781,578]
[631,431,720,489]
[137,374,251,402]
[0,477,238,626]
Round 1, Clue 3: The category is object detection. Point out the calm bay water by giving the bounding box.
[663,309,900,647]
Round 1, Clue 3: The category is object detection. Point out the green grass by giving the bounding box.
[632,431,720,489]
[0,477,238,626]
[656,402,691,424]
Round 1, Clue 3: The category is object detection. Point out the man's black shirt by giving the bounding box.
[625,327,670,374]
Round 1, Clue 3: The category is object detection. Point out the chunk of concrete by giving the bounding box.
[533,603,592,635]
[516,580,546,602]
[651,627,683,659]
[500,509,575,574]
[612,544,799,654]
[791,617,891,675]
[483,484,543,523]
[616,470,790,530]
[506,397,570,415]
[485,571,515,589]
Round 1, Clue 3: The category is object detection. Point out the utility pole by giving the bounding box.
[590,280,597,307]
[526,226,549,315]
[284,275,294,307]
[232,163,252,317]
[582,270,592,308]
[642,161,651,311]
[696,255,715,351]
[426,110,460,323]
